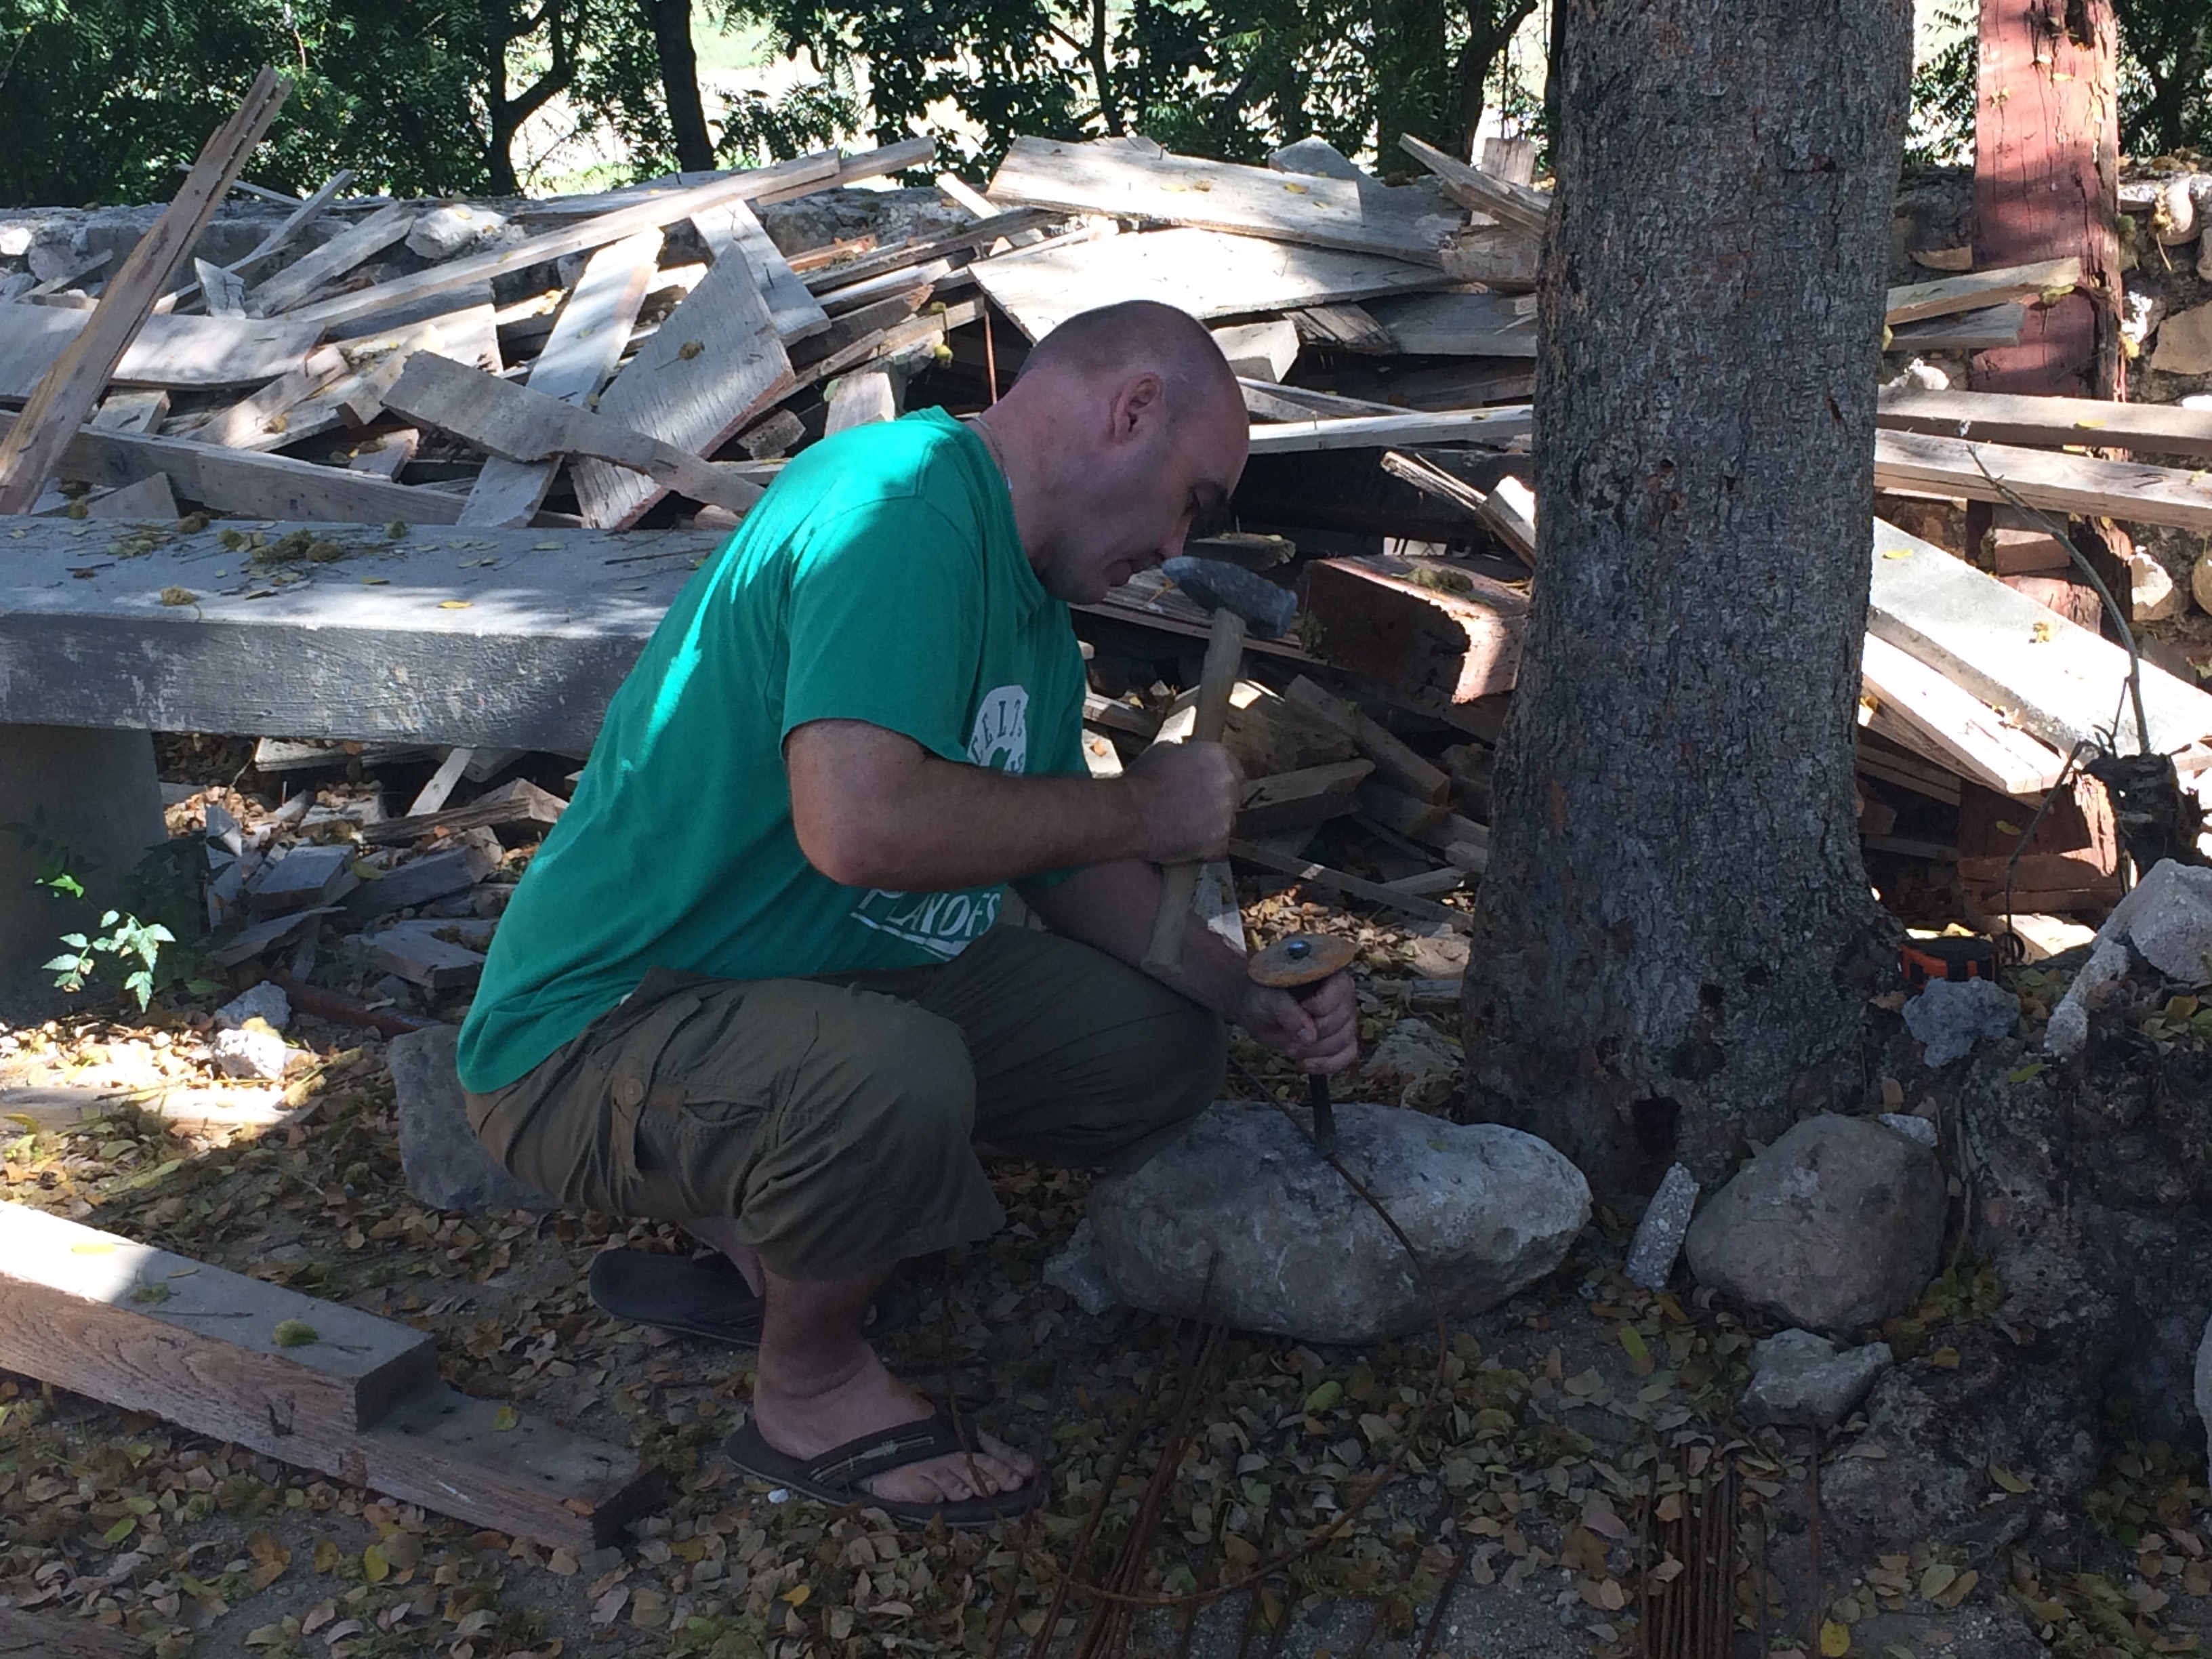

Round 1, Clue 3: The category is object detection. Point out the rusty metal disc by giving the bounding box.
[1247,931,1356,987]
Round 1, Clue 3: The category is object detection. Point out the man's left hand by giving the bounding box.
[1237,970,1359,1074]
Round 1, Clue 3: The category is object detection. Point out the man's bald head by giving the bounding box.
[974,299,1249,605]
[1017,300,1243,430]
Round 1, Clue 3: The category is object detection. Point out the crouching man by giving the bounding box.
[457,302,1357,1525]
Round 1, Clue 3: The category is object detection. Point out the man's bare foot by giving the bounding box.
[751,1350,1037,1504]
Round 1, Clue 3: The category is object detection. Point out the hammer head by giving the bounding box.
[1163,556,1298,639]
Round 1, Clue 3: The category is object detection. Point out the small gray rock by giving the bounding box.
[1088,1101,1589,1344]
[1904,976,2020,1067]
[1879,1111,1939,1148]
[1624,1162,1699,1290]
[213,981,291,1033]
[405,203,504,260]
[1741,1328,1894,1429]
[388,1023,554,1213]
[1685,1113,1944,1332]
[1041,1219,1120,1316]
[210,1024,288,1080]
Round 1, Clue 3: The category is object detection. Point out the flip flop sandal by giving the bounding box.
[722,1408,1047,1528]
[587,1250,909,1348]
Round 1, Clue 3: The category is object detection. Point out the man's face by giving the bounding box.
[1042,380,1248,605]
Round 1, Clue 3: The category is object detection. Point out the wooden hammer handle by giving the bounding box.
[1143,608,1248,975]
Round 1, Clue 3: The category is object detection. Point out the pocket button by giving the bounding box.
[613,1076,644,1108]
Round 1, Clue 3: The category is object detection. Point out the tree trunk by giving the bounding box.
[1458,0,1908,1193]
[642,0,717,173]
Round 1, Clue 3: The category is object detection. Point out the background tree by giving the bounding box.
[1458,0,1908,1191]
[2113,0,2212,156]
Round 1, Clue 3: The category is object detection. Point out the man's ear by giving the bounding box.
[1108,370,1168,445]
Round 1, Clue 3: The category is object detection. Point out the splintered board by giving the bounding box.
[1866,517,2212,760]
[0,407,466,523]
[1871,428,2212,533]
[1858,633,2069,797]
[0,307,322,396]
[571,238,793,529]
[0,1202,660,1548]
[970,226,1448,340]
[988,136,1459,266]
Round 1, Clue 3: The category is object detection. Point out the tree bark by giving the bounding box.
[1459,0,1908,1193]
[642,0,718,173]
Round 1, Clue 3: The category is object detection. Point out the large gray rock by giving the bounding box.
[1740,1328,1893,1429]
[1088,1101,1589,1344]
[1685,1114,1944,1332]
[388,1023,553,1214]
[2047,861,2212,1058]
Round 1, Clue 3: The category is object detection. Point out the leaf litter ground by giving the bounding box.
[1,880,2209,1656]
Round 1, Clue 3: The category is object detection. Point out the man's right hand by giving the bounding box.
[1122,741,1244,865]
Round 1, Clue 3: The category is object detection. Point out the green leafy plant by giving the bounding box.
[44,912,175,1010]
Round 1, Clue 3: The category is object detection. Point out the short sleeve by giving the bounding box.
[781,497,984,761]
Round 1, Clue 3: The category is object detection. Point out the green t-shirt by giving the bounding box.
[455,409,1088,1094]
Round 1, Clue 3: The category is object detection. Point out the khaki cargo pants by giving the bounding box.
[464,928,1226,1280]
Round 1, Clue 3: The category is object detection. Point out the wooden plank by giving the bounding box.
[0,307,327,398]
[245,201,417,316]
[87,389,169,433]
[1366,290,1538,357]
[1397,134,1550,239]
[970,226,1448,341]
[0,1200,658,1548]
[1303,554,1528,719]
[801,208,1055,295]
[1872,429,2212,533]
[223,168,356,283]
[1859,632,2069,796]
[460,230,663,529]
[819,259,954,316]
[1971,0,2118,398]
[82,472,178,520]
[1876,385,2212,459]
[1887,304,2026,352]
[693,199,829,343]
[988,135,1458,266]
[0,69,289,515]
[0,520,727,750]
[571,232,793,528]
[823,369,899,434]
[1235,758,1373,833]
[1882,256,2081,326]
[1226,838,1472,929]
[790,285,934,369]
[1210,319,1300,380]
[792,300,977,390]
[0,408,467,523]
[384,350,766,517]
[1866,516,2212,757]
[0,1199,435,1436]
[1291,304,1396,352]
[1245,405,1531,454]
[362,777,567,846]
[284,141,926,332]
[200,344,350,449]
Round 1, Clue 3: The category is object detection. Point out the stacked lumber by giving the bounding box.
[5,122,2209,948]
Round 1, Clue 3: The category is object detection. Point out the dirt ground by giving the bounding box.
[0,761,2209,1659]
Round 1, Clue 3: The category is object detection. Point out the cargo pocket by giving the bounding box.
[628,983,813,1221]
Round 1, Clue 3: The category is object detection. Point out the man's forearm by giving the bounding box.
[1019,858,1251,1019]
[785,718,1237,892]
